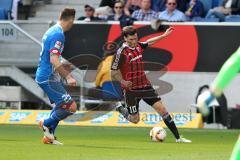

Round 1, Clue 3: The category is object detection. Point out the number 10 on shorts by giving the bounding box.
[129,106,137,114]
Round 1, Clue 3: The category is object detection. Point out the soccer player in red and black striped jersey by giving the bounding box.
[111,26,191,143]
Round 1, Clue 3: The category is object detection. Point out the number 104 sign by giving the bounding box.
[0,24,17,41]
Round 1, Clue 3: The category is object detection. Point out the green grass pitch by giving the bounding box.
[0,125,238,160]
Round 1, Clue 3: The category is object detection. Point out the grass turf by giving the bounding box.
[0,125,238,160]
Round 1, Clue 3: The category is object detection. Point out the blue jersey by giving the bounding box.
[35,24,65,83]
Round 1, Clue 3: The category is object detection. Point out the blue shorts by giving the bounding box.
[38,81,73,107]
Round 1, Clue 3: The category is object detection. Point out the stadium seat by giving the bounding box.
[0,0,13,19]
[225,16,240,22]
[0,8,6,20]
[212,0,224,7]
[199,0,213,16]
[192,17,219,22]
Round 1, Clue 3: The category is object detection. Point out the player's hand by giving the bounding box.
[163,27,174,37]
[62,63,74,72]
[121,80,132,89]
[66,76,77,86]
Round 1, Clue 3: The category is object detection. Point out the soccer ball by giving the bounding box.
[149,126,167,142]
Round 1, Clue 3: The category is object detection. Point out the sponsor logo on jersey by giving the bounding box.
[54,41,62,49]
[130,54,142,62]
[51,49,59,54]
[136,46,140,52]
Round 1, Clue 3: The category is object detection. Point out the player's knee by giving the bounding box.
[69,101,77,113]
[130,115,140,124]
[132,118,140,124]
[153,101,167,115]
[132,119,140,124]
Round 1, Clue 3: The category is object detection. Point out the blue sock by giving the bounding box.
[43,113,59,131]
[49,109,59,134]
[53,107,73,120]
[44,107,73,133]
[51,121,59,134]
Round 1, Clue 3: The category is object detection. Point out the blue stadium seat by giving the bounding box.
[212,0,224,7]
[0,0,13,19]
[199,0,213,16]
[225,16,240,22]
[192,17,219,22]
[0,8,6,20]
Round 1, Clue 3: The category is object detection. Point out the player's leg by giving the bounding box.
[143,87,191,142]
[127,107,140,124]
[38,82,58,140]
[197,47,240,114]
[46,107,58,135]
[230,135,240,160]
[212,47,240,96]
[117,90,141,123]
[150,100,191,143]
[116,103,140,123]
[118,91,141,124]
[38,81,77,143]
[41,101,76,145]
[116,101,130,120]
[150,100,177,139]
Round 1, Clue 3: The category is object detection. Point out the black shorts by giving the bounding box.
[124,86,161,115]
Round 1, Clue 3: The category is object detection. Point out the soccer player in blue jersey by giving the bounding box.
[35,8,77,145]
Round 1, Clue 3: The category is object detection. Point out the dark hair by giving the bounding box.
[59,8,76,20]
[114,0,124,7]
[121,26,137,38]
[84,4,95,11]
[167,0,177,4]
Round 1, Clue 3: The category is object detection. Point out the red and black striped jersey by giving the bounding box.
[111,42,151,90]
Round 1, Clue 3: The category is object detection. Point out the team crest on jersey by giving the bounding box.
[51,49,58,54]
[136,46,140,52]
[54,41,62,49]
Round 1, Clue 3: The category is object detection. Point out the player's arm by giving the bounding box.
[111,69,132,88]
[146,27,174,46]
[111,50,132,88]
[50,54,76,86]
[49,38,76,86]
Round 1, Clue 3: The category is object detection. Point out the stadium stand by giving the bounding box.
[0,0,13,20]
[29,0,101,21]
[0,0,101,67]
[199,0,213,16]
[0,0,101,109]
[225,16,240,22]
[192,17,219,22]
[212,0,224,7]
[0,9,6,20]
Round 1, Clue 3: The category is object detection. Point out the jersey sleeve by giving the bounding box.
[138,42,149,49]
[111,48,125,70]
[49,33,64,56]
